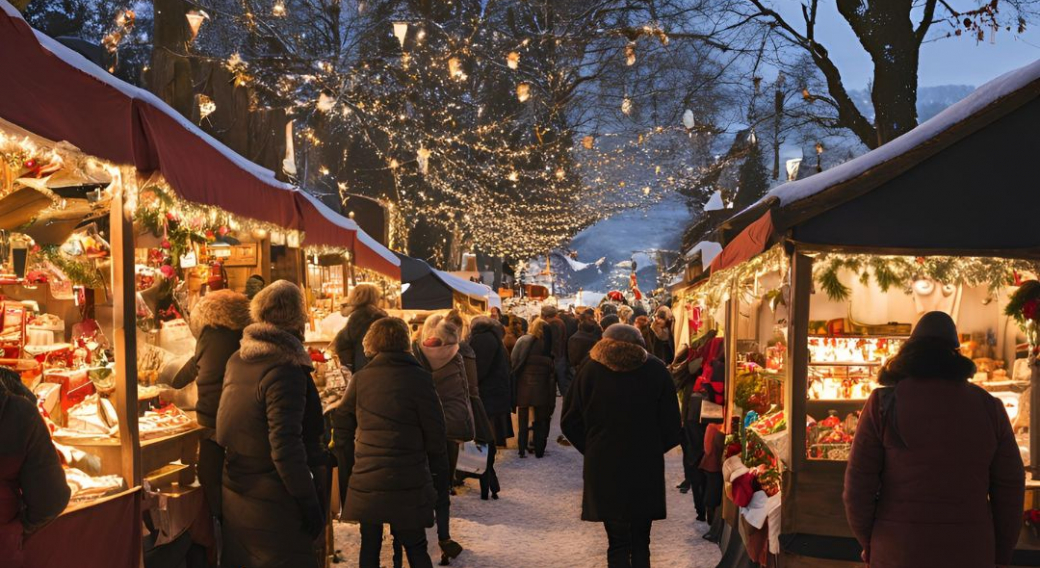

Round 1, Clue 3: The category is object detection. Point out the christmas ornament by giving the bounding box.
[516,83,531,103]
[507,51,520,70]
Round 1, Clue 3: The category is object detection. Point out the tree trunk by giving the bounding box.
[870,49,920,145]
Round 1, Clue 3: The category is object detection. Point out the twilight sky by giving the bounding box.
[774,2,1040,89]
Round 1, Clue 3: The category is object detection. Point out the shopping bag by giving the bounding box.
[455,441,489,475]
[701,399,725,422]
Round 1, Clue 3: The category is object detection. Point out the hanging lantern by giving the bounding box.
[621,97,633,115]
[317,92,335,112]
[417,147,431,174]
[185,10,208,41]
[448,57,466,80]
[393,22,409,48]
[748,129,757,145]
[517,82,531,103]
[682,109,695,129]
[582,135,594,150]
[625,42,636,66]
[272,0,286,17]
[507,51,520,70]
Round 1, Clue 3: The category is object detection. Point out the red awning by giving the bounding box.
[0,1,399,279]
[708,210,775,274]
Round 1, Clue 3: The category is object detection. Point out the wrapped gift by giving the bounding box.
[43,367,95,414]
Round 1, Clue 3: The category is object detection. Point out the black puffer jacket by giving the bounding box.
[333,303,387,371]
[215,323,324,568]
[415,343,475,442]
[333,351,448,529]
[511,335,555,408]
[561,338,682,523]
[469,317,513,415]
[172,290,252,428]
[568,329,599,374]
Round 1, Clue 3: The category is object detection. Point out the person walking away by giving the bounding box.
[511,319,557,458]
[561,325,682,568]
[244,274,266,300]
[0,368,69,567]
[170,289,252,518]
[561,309,578,342]
[413,318,473,564]
[617,305,634,326]
[568,319,600,375]
[215,280,326,568]
[333,318,447,568]
[541,305,571,397]
[468,316,509,499]
[844,311,1024,568]
[333,283,387,374]
[646,307,675,364]
[503,316,524,357]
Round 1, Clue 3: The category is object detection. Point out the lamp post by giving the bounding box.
[815,142,824,173]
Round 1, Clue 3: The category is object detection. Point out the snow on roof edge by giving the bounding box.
[763,58,1040,208]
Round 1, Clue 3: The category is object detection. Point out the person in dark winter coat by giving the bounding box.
[599,314,620,332]
[413,317,471,564]
[171,289,252,517]
[511,319,556,458]
[646,306,675,365]
[561,310,578,342]
[844,311,1024,568]
[244,274,266,300]
[561,324,682,568]
[568,320,600,375]
[503,316,524,357]
[215,280,327,568]
[333,317,447,568]
[469,316,513,440]
[541,305,571,396]
[468,316,510,499]
[0,368,69,563]
[333,283,387,372]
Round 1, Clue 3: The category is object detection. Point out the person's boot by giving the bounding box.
[678,480,691,493]
[556,434,571,447]
[439,539,463,565]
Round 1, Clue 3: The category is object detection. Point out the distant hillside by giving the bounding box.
[850,84,976,122]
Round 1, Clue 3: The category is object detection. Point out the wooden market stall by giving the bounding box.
[0,2,400,566]
[673,58,1040,567]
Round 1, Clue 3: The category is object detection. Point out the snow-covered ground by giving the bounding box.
[333,404,721,568]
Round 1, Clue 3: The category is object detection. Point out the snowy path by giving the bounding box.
[333,403,722,568]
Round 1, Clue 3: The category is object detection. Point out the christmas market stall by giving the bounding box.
[396,253,499,314]
[673,57,1040,567]
[0,2,399,565]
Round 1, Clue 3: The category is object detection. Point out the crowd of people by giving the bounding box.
[0,278,1027,568]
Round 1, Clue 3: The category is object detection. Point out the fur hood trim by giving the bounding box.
[470,316,503,339]
[239,323,312,368]
[190,290,252,337]
[591,338,648,373]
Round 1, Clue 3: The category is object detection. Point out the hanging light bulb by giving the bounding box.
[625,42,636,66]
[507,51,520,70]
[417,147,431,174]
[508,171,519,182]
[621,97,633,115]
[517,82,531,102]
[748,129,757,145]
[448,57,466,80]
[272,0,286,17]
[317,92,335,112]
[555,168,566,180]
[582,135,594,149]
[393,22,408,48]
[642,186,651,196]
[389,158,399,169]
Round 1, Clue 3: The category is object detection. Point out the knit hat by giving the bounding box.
[602,323,646,347]
[600,314,620,331]
[250,279,308,334]
[909,311,960,349]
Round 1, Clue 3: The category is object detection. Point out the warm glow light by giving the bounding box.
[272,0,286,17]
[393,22,408,48]
[507,51,520,70]
[516,82,530,102]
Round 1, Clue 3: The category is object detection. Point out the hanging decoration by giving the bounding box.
[393,21,409,48]
[1006,280,1040,353]
[317,92,336,112]
[507,51,520,70]
[625,42,636,66]
[621,97,633,115]
[272,0,286,17]
[683,109,696,130]
[448,57,466,80]
[582,135,594,150]
[416,147,431,175]
[516,82,531,103]
[185,9,208,41]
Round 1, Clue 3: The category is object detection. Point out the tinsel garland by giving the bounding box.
[34,245,105,289]
[813,254,1040,302]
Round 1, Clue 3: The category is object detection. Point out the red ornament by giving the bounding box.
[218,225,230,237]
[160,265,176,279]
[160,239,171,250]
[205,230,215,241]
[23,158,37,170]
[1024,299,1039,321]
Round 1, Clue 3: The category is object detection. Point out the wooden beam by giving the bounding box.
[787,251,813,473]
[111,170,141,487]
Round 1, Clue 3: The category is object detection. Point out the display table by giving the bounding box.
[23,488,141,568]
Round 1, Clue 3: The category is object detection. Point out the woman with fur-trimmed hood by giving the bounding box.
[334,283,387,373]
[171,289,252,517]
[562,324,682,568]
[646,306,676,364]
[216,280,327,568]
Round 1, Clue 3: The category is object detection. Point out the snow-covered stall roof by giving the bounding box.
[766,58,1040,209]
[0,0,400,278]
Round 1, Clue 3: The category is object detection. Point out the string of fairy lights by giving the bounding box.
[98,0,742,264]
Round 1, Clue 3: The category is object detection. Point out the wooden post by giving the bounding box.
[786,251,812,474]
[110,170,141,487]
[1031,360,1040,478]
[724,293,738,427]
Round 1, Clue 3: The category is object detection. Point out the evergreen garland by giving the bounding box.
[35,245,105,289]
